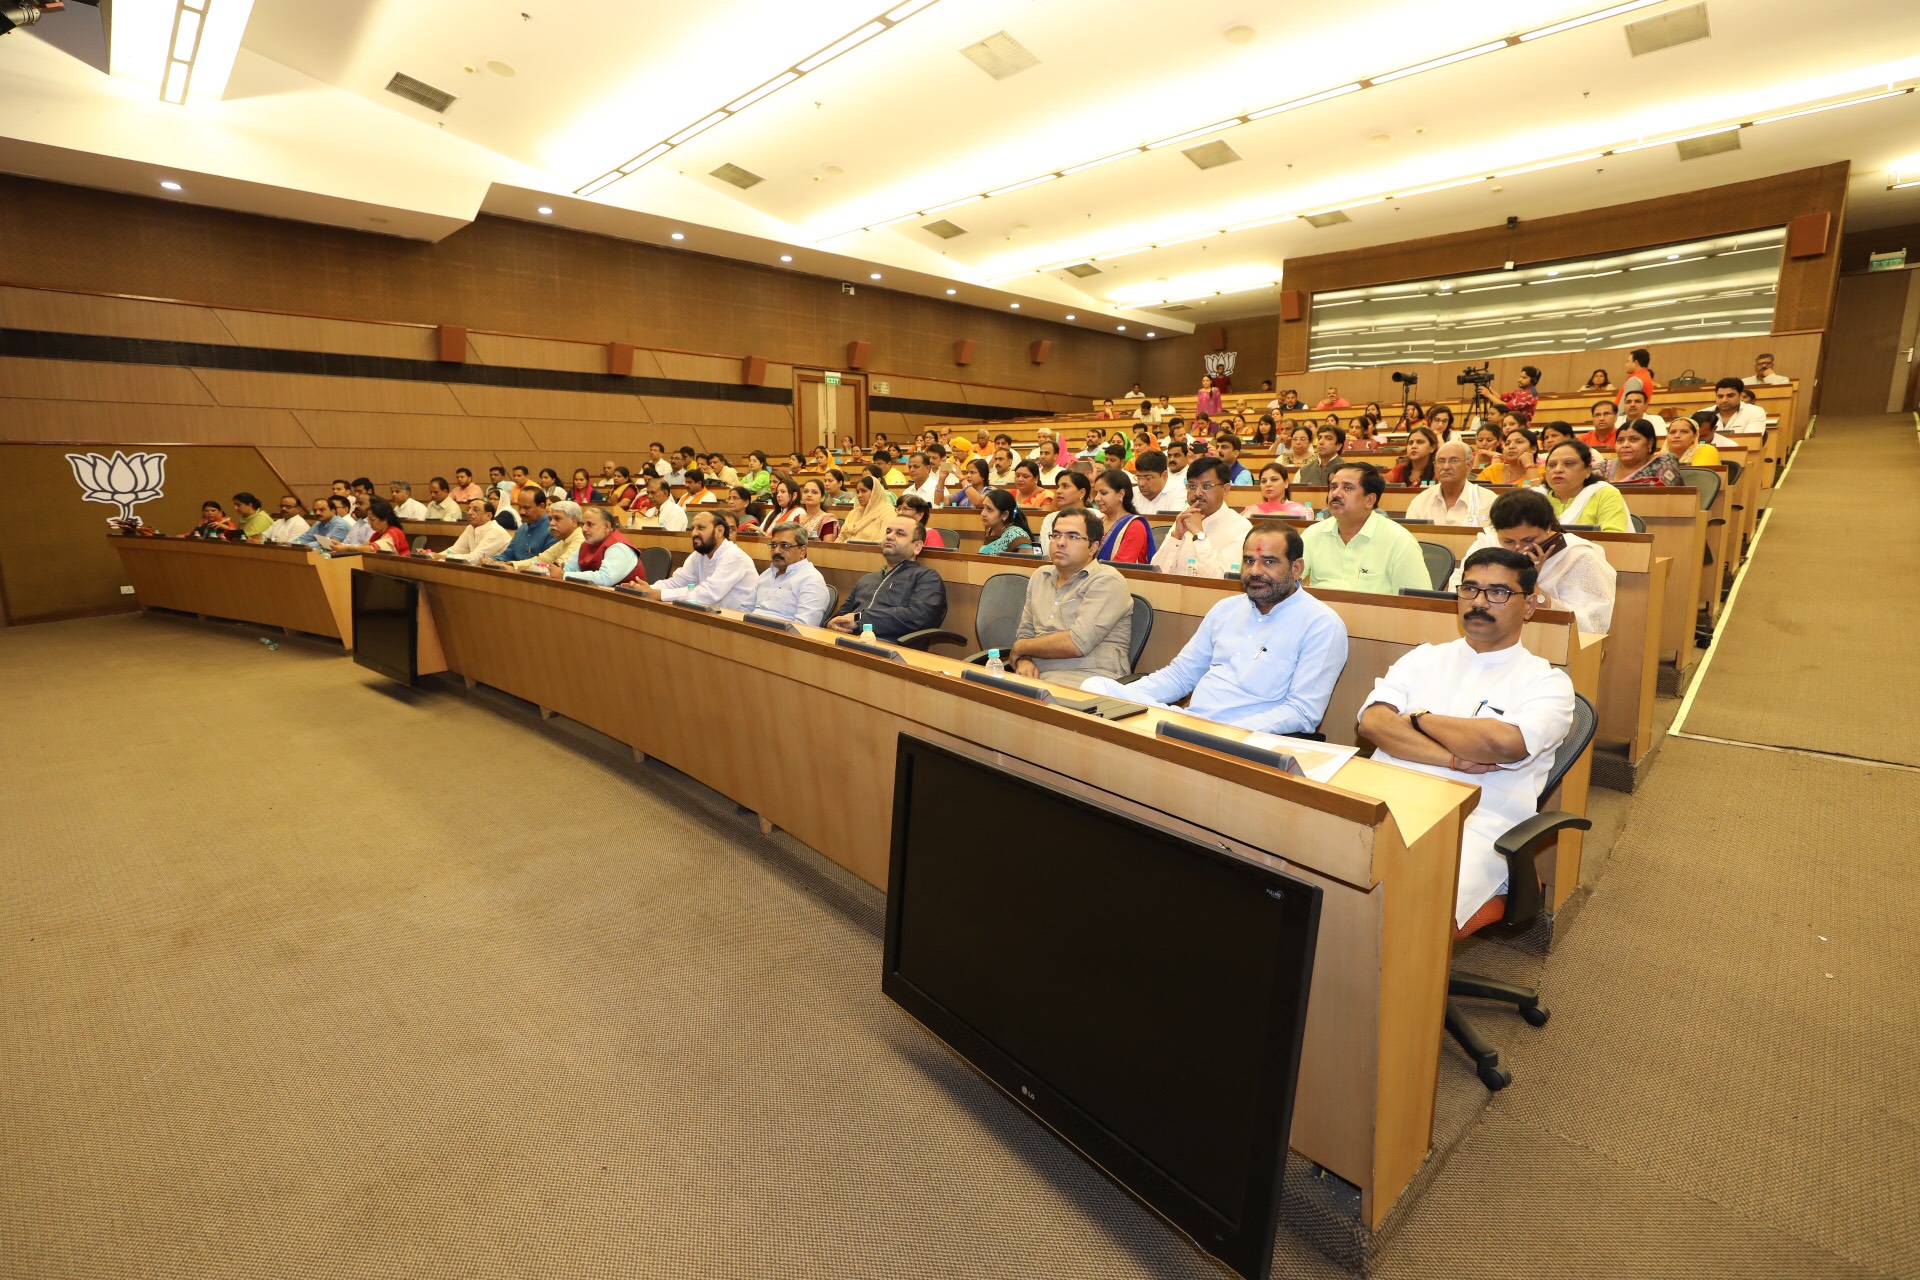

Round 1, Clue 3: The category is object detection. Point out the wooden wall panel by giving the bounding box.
[465,333,608,373]
[634,396,789,430]
[1138,313,1280,397]
[210,310,438,360]
[1,175,1134,399]
[287,410,535,450]
[0,357,218,405]
[191,368,468,415]
[517,421,671,453]
[1277,164,1850,373]
[442,383,650,423]
[651,351,747,383]
[0,402,311,446]
[0,286,235,344]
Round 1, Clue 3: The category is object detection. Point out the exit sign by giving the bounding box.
[825,371,842,385]
[1869,248,1907,272]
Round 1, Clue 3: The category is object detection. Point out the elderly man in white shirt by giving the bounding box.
[1751,353,1790,386]
[387,481,429,521]
[1406,440,1496,527]
[1358,546,1576,928]
[262,495,310,544]
[749,522,832,627]
[630,476,689,532]
[643,509,756,610]
[1151,457,1252,578]
[421,477,463,521]
[437,498,513,562]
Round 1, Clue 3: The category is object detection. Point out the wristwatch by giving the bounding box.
[1409,710,1428,734]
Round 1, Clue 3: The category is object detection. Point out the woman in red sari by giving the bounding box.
[568,468,598,505]
[334,499,410,555]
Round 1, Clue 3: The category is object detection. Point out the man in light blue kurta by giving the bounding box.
[750,523,832,627]
[1082,524,1348,735]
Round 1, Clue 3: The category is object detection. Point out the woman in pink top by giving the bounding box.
[1196,375,1222,417]
[1243,463,1310,519]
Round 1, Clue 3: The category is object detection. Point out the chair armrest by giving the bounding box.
[895,628,970,652]
[1494,811,1592,865]
[1116,672,1146,685]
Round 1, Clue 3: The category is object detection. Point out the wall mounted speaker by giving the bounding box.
[1030,339,1051,364]
[607,342,635,376]
[954,339,976,366]
[1206,326,1226,351]
[742,355,768,385]
[436,325,467,363]
[846,340,871,369]
[1786,212,1830,259]
[1279,290,1306,322]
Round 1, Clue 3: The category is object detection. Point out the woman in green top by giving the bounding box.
[1539,440,1631,533]
[741,450,773,499]
[977,487,1035,556]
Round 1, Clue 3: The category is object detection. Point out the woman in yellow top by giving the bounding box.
[1538,440,1632,533]
[1479,425,1543,486]
[1663,416,1721,467]
[837,473,895,544]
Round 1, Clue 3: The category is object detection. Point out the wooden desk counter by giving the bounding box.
[625,530,1598,907]
[365,555,1493,1228]
[109,536,358,647]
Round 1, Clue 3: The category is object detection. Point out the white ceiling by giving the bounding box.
[4,0,1918,336]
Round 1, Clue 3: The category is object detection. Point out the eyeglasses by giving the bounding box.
[1456,583,1518,604]
[1187,481,1224,494]
[1047,531,1089,543]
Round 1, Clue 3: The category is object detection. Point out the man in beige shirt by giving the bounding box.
[1009,509,1135,688]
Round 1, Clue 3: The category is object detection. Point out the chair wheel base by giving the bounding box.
[1521,1004,1550,1028]
[1477,1062,1513,1091]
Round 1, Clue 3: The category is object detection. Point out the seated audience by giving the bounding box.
[821,468,853,508]
[437,499,512,562]
[1244,463,1310,519]
[330,498,410,555]
[1582,368,1612,392]
[1005,509,1133,688]
[1214,433,1254,484]
[681,469,718,506]
[640,510,756,609]
[1707,376,1767,434]
[1582,399,1619,450]
[1039,471,1092,543]
[747,524,831,626]
[986,446,1019,487]
[1538,421,1576,453]
[1406,441,1495,526]
[489,490,556,562]
[1091,468,1156,564]
[420,477,462,521]
[294,495,354,546]
[827,515,948,640]
[1454,490,1617,634]
[449,468,485,504]
[898,493,944,548]
[231,492,273,541]
[567,469,598,506]
[1011,460,1053,512]
[978,488,1036,556]
[1539,440,1630,532]
[1346,418,1387,451]
[1283,424,1317,472]
[1317,386,1351,409]
[1358,547,1577,928]
[723,486,763,536]
[1132,450,1186,515]
[1085,525,1348,735]
[558,506,645,586]
[501,500,581,570]
[1618,388,1667,436]
[537,468,567,501]
[741,451,774,498]
[632,475,688,532]
[1386,427,1439,486]
[1480,425,1542,486]
[794,479,840,543]
[1163,440,1192,493]
[762,475,805,531]
[1752,352,1790,385]
[1122,382,1146,400]
[1301,462,1429,594]
[839,474,895,544]
[952,458,993,509]
[262,495,309,544]
[1664,416,1721,467]
[1470,423,1503,472]
[1151,457,1252,578]
[1601,420,1680,486]
[1298,424,1345,486]
[385,481,428,521]
[184,500,236,540]
[1032,440,1065,486]
[1427,404,1457,443]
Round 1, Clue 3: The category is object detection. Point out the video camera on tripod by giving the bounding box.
[1456,363,1495,387]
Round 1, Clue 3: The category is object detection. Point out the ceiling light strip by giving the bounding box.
[573,1,943,196]
[160,0,208,105]
[977,81,1915,280]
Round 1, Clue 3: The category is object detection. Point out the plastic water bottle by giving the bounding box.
[259,637,279,651]
[985,649,1005,675]
[861,623,878,644]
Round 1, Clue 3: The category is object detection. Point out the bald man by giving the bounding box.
[1405,440,1496,527]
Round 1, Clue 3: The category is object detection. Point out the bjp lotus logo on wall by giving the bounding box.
[67,451,168,525]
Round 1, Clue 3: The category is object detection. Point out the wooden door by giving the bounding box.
[1820,270,1914,414]
[793,371,867,452]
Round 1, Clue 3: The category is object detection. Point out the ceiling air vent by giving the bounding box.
[1183,140,1242,171]
[921,219,968,239]
[385,72,458,114]
[710,163,764,190]
[960,31,1040,81]
[1063,262,1102,278]
[1625,3,1709,56]
[1304,210,1351,228]
[1159,304,1196,312]
[1677,131,1741,161]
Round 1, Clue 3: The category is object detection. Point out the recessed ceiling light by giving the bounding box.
[780,255,793,262]
[1666,253,1679,259]
[1010,303,1020,309]
[870,272,882,280]
[159,180,182,191]
[537,206,553,215]
[1146,331,1157,337]
[1545,269,1558,276]
[671,232,685,240]
[945,288,956,295]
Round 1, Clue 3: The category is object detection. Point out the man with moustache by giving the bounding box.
[639,509,756,610]
[1358,547,1576,929]
[1082,524,1348,734]
[749,522,832,627]
[1150,456,1251,578]
[1301,461,1429,594]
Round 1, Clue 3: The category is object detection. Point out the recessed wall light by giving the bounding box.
[870,272,882,280]
[1010,303,1020,309]
[1117,325,1127,331]
[1064,313,1076,320]
[1146,331,1157,337]
[671,232,685,240]
[160,180,182,191]
[537,206,553,215]
[780,254,794,262]
[945,288,956,295]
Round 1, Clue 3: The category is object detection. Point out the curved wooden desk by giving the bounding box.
[109,536,358,647]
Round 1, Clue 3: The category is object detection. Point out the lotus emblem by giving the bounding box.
[67,450,168,525]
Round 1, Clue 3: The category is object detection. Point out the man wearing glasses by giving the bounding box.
[748,523,832,627]
[1006,509,1135,688]
[1150,457,1252,578]
[1357,547,1576,928]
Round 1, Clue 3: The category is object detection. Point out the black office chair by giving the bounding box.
[1446,692,1597,1091]
[820,584,840,624]
[1627,513,1646,534]
[1677,466,1721,512]
[899,571,1025,656]
[932,527,961,551]
[1126,594,1154,671]
[1418,540,1456,591]
[638,545,672,582]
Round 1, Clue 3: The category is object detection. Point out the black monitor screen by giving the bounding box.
[882,735,1320,1280]
[351,571,418,685]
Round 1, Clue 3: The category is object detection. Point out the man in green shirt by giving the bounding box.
[232,492,274,541]
[1301,462,1430,595]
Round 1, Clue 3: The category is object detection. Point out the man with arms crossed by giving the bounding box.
[1084,524,1348,735]
[1358,547,1576,928]
[1006,509,1133,688]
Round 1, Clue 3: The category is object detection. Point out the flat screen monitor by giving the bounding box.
[882,735,1321,1280]
[351,572,418,685]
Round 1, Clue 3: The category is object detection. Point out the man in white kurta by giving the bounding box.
[645,510,757,611]
[1358,547,1575,927]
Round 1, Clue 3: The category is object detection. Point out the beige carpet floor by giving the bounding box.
[1,603,1913,1280]
[1679,413,1920,765]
